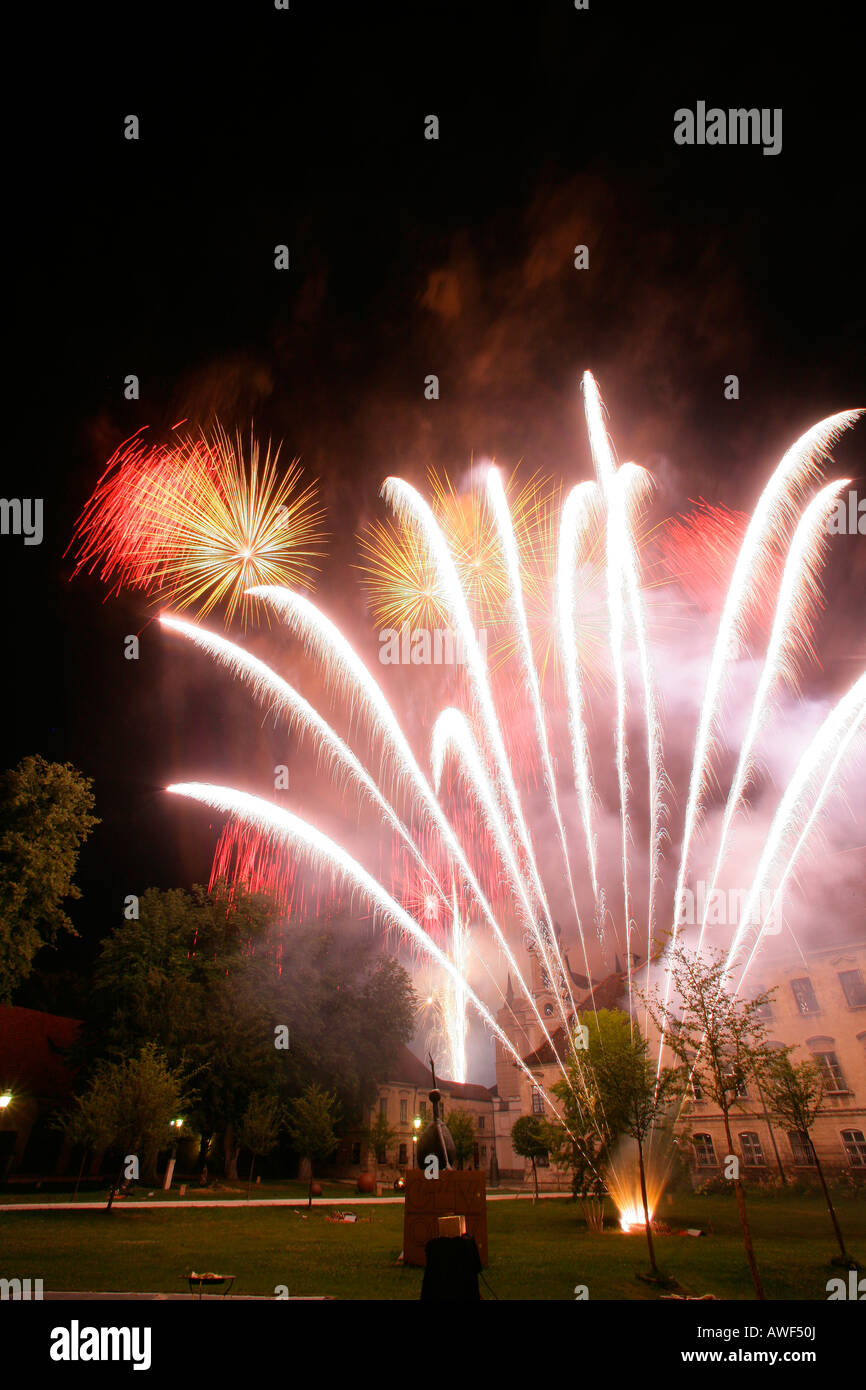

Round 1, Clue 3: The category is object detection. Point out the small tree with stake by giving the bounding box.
[511,1114,549,1202]
[591,1025,684,1283]
[65,1043,192,1210]
[645,945,774,1301]
[760,1049,861,1270]
[238,1091,285,1200]
[286,1083,341,1207]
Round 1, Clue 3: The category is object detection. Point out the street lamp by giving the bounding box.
[0,1093,12,1110]
[412,1115,421,1168]
[164,1118,184,1192]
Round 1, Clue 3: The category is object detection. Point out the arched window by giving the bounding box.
[693,1133,716,1167]
[841,1130,866,1167]
[738,1132,766,1166]
[788,1130,816,1165]
[838,970,866,1009]
[790,978,819,1015]
[812,1050,848,1094]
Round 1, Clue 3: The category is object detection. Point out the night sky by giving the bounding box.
[5,2,864,997]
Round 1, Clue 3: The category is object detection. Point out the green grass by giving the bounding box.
[2,1192,863,1299]
[0,1178,386,1204]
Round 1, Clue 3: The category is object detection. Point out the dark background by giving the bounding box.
[5,1,864,995]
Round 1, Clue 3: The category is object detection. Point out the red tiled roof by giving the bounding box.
[385,1044,494,1101]
[0,1006,81,1100]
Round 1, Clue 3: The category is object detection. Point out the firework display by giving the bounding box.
[155,373,864,1225]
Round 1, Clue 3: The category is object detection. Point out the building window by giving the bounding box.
[841,1129,866,1167]
[351,1142,361,1165]
[788,1130,816,1165]
[690,1070,704,1102]
[399,1099,408,1124]
[419,1101,427,1118]
[379,1096,388,1117]
[838,970,866,1009]
[752,997,773,1022]
[398,1143,408,1166]
[814,1051,848,1093]
[790,978,819,1015]
[531,1087,544,1115]
[498,1100,510,1112]
[478,1115,485,1130]
[481,1145,487,1159]
[536,1151,550,1168]
[693,1134,716,1167]
[739,1132,766,1166]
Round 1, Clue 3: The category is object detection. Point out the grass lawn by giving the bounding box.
[0,1178,391,1204]
[1,1191,863,1299]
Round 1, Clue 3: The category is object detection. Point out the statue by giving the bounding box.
[416,1054,456,1170]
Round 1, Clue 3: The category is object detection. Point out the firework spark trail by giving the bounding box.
[247,583,575,1089]
[167,781,571,1126]
[487,466,589,1001]
[555,482,602,901]
[660,409,862,1069]
[583,379,666,1018]
[725,671,866,982]
[158,613,450,908]
[733,698,866,997]
[433,711,616,1129]
[696,479,852,953]
[617,464,666,950]
[432,708,576,1053]
[582,376,640,1018]
[381,479,549,904]
[381,479,579,1026]
[447,882,469,1083]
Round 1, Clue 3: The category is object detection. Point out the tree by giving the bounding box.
[91,884,284,1181]
[511,1114,549,1202]
[286,1083,341,1206]
[760,1050,859,1268]
[68,1043,193,1210]
[365,1109,398,1168]
[589,1024,684,1280]
[90,902,417,1180]
[238,1091,285,1199]
[547,1010,637,1196]
[54,1093,115,1201]
[0,756,98,1001]
[445,1109,476,1169]
[645,945,775,1300]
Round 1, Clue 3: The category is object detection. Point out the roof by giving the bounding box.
[0,1006,82,1100]
[384,1045,495,1102]
[520,972,627,1067]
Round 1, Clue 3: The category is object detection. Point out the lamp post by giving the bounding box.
[163,1117,183,1191]
[412,1115,421,1168]
[0,1093,14,1183]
